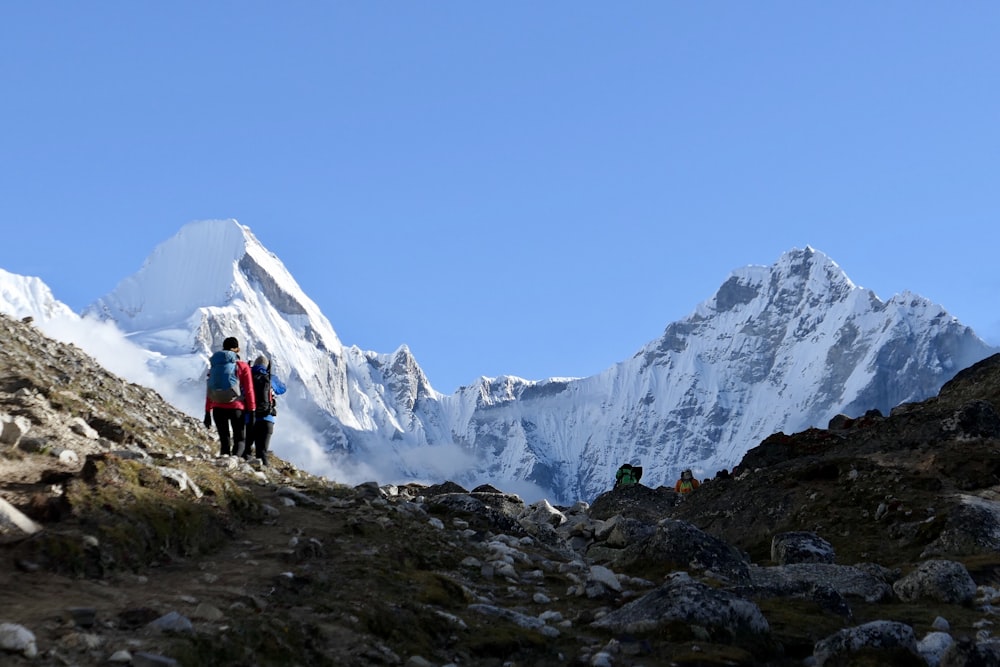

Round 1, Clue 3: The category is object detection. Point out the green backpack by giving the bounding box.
[615,464,642,487]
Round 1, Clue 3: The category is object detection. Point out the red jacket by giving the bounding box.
[205,359,256,413]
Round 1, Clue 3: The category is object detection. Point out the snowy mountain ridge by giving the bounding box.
[2,220,995,503]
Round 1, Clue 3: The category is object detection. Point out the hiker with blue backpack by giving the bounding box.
[204,336,256,457]
[247,354,286,467]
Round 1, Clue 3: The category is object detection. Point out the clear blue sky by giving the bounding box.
[2,3,998,392]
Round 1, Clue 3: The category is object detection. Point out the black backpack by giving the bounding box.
[252,365,277,417]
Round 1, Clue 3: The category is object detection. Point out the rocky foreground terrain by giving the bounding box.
[1,311,1000,666]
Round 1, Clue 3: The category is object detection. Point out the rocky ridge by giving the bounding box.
[1,311,1000,666]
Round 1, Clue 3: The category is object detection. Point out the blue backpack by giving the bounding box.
[207,350,241,403]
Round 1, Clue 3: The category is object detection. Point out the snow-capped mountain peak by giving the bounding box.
[0,268,77,322]
[88,220,336,345]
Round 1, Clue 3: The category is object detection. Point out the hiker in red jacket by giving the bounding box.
[204,336,256,457]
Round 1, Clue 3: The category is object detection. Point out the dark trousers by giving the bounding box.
[212,407,246,456]
[251,420,274,465]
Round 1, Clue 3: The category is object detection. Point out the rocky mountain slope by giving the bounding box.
[2,312,1000,666]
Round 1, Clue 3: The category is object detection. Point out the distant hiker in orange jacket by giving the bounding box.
[204,336,256,457]
[675,469,700,495]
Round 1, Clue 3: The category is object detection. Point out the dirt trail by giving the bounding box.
[0,467,357,664]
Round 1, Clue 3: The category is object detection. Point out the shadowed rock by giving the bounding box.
[771,530,836,565]
[591,572,769,639]
[588,483,677,522]
[892,559,977,604]
[813,620,919,666]
[598,518,752,585]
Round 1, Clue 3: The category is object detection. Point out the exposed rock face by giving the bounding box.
[2,312,1000,666]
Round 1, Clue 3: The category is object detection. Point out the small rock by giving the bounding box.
[68,606,97,628]
[147,611,193,633]
[192,602,224,621]
[0,623,37,659]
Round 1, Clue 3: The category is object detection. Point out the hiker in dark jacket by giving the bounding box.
[204,337,256,457]
[247,354,285,466]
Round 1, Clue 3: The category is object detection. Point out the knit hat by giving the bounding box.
[253,354,269,368]
[222,337,240,351]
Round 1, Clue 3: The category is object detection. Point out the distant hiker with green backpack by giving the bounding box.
[614,462,642,489]
[247,354,286,467]
[204,336,256,457]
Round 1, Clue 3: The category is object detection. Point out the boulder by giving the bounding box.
[601,518,751,585]
[588,484,677,522]
[591,572,768,640]
[748,563,891,603]
[770,531,835,565]
[813,620,918,666]
[0,414,31,446]
[922,497,1000,558]
[892,559,977,604]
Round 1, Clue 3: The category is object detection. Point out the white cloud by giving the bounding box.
[266,416,342,479]
[395,443,478,482]
[39,314,159,384]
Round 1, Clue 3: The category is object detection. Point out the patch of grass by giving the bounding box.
[360,599,455,656]
[756,596,849,660]
[17,531,93,576]
[463,619,549,660]
[959,552,1000,587]
[169,616,339,667]
[414,571,472,608]
[18,455,264,575]
[666,642,759,666]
